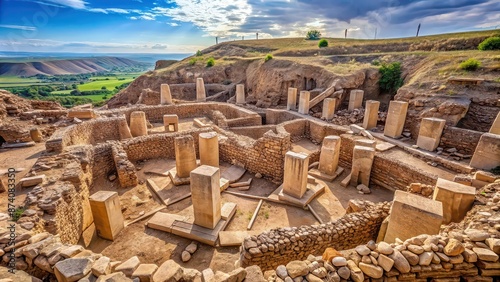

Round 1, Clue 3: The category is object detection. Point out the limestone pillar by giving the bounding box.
[298,91,310,115]
[196,78,206,101]
[190,165,222,229]
[470,133,500,170]
[236,84,245,104]
[160,84,172,105]
[199,132,219,167]
[322,98,337,120]
[350,145,375,187]
[89,191,124,241]
[287,88,298,111]
[416,118,446,151]
[355,139,376,149]
[490,111,500,134]
[118,119,132,140]
[432,178,475,224]
[384,191,443,243]
[348,90,364,111]
[163,114,179,132]
[362,100,380,130]
[318,136,341,175]
[30,128,43,142]
[283,151,309,198]
[174,136,197,178]
[130,111,148,137]
[383,101,408,138]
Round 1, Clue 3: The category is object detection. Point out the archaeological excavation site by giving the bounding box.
[0,31,500,282]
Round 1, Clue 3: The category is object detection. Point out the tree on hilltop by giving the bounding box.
[306,30,321,40]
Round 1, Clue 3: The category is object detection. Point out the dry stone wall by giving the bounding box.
[111,143,138,188]
[240,201,391,270]
[440,126,482,155]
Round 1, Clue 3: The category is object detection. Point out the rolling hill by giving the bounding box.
[0,57,150,76]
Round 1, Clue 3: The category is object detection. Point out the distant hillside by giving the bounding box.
[0,57,150,77]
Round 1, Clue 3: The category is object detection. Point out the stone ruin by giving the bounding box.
[0,80,499,282]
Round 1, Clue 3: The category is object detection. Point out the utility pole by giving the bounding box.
[374,27,377,39]
[242,36,244,40]
[345,29,347,38]
[416,23,421,37]
[216,37,218,44]
[256,32,259,40]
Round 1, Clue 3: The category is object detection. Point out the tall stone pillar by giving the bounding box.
[298,91,310,115]
[236,84,245,104]
[174,136,197,178]
[199,132,219,167]
[130,111,148,137]
[384,101,408,138]
[118,119,132,140]
[432,178,475,224]
[350,145,376,187]
[283,151,309,198]
[490,111,500,134]
[196,78,206,101]
[287,88,298,111]
[89,191,124,241]
[470,133,500,170]
[160,84,172,105]
[190,165,222,229]
[348,90,364,111]
[322,98,337,120]
[318,136,341,175]
[362,100,380,130]
[416,118,446,151]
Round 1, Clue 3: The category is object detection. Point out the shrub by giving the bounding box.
[478,36,500,51]
[306,30,321,40]
[318,39,328,48]
[188,58,197,66]
[206,57,215,67]
[196,50,203,56]
[264,54,273,62]
[12,207,25,222]
[371,59,381,66]
[379,62,403,95]
[459,58,481,71]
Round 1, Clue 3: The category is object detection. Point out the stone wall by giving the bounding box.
[111,143,138,188]
[92,143,115,181]
[230,125,277,140]
[240,201,391,270]
[460,103,499,132]
[440,126,482,155]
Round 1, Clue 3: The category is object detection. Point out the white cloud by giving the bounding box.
[39,0,87,9]
[0,25,37,31]
[169,22,180,27]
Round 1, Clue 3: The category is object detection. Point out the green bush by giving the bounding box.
[196,50,203,56]
[206,57,215,67]
[189,58,197,66]
[306,30,321,40]
[371,59,381,66]
[264,54,273,62]
[318,39,328,48]
[478,36,500,51]
[12,207,25,222]
[379,62,404,95]
[459,58,481,71]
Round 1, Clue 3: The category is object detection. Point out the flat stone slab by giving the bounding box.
[171,219,227,246]
[221,165,246,184]
[308,167,344,182]
[229,178,253,188]
[447,76,484,85]
[376,142,396,152]
[221,202,237,220]
[268,182,325,208]
[340,173,352,187]
[168,168,190,186]
[220,178,230,192]
[147,213,187,233]
[2,142,36,148]
[20,175,46,187]
[219,231,259,247]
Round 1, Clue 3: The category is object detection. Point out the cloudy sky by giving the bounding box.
[0,0,499,53]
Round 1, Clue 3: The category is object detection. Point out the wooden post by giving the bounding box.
[247,199,263,230]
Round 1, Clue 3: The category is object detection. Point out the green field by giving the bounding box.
[0,76,57,88]
[78,77,135,91]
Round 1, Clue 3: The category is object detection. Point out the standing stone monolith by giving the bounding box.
[118,119,133,140]
[490,111,500,134]
[416,117,446,151]
[160,84,172,105]
[174,136,197,178]
[298,91,310,115]
[384,101,408,138]
[470,133,500,170]
[322,98,337,120]
[282,151,309,198]
[432,178,475,224]
[89,191,124,241]
[199,132,219,167]
[163,114,179,132]
[350,145,376,187]
[348,90,364,111]
[318,136,341,176]
[130,111,148,137]
[196,78,206,101]
[236,84,245,104]
[190,165,222,229]
[362,100,380,130]
[287,88,298,111]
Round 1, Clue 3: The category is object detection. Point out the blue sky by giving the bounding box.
[0,0,499,53]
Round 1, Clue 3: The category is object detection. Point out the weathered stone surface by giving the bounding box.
[322,247,342,262]
[185,242,198,254]
[244,265,266,282]
[54,258,93,282]
[96,272,133,282]
[91,256,111,277]
[152,260,183,282]
[355,245,371,256]
[132,264,158,282]
[377,242,394,255]
[347,260,364,282]
[332,256,347,267]
[486,238,500,254]
[401,250,419,266]
[337,266,350,280]
[407,245,424,255]
[466,230,489,242]
[444,239,465,256]
[181,251,191,262]
[473,247,499,262]
[359,262,383,278]
[285,260,309,278]
[227,267,246,282]
[115,256,140,277]
[377,254,394,272]
[418,252,433,266]
[182,268,201,282]
[389,250,411,273]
